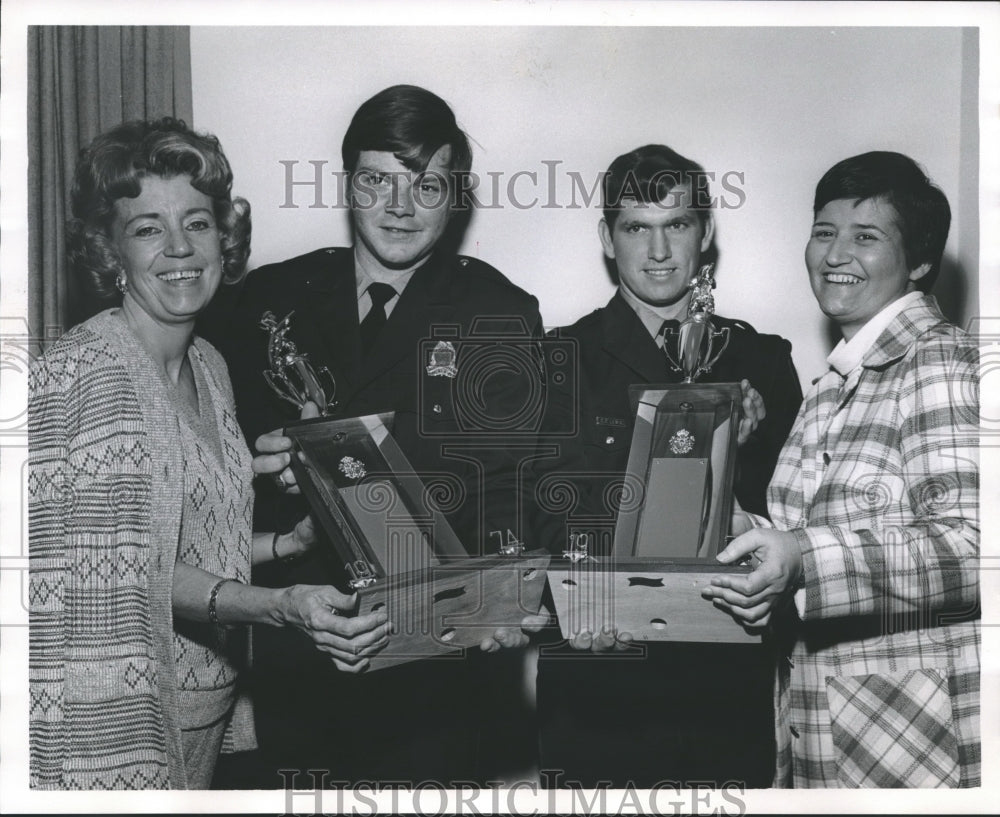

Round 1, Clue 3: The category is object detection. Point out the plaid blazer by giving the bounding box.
[767,295,979,788]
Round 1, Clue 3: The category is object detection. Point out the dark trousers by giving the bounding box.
[212,556,537,789]
[535,636,776,789]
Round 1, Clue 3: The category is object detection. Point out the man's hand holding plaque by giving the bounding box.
[479,612,553,653]
[737,378,765,445]
[252,399,321,493]
[568,627,635,653]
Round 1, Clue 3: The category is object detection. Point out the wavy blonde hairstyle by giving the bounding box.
[67,117,251,300]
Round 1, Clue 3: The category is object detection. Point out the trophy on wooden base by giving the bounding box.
[547,265,756,644]
[260,312,549,669]
[259,310,338,414]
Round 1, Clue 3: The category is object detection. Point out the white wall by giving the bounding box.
[191,26,976,388]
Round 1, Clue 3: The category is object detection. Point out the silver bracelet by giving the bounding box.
[208,578,233,626]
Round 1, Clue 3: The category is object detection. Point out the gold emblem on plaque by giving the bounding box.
[669,429,695,455]
[338,456,367,480]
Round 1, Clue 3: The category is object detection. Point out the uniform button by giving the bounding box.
[789,725,800,738]
[605,435,615,445]
[459,258,469,267]
[433,404,443,414]
[822,452,831,465]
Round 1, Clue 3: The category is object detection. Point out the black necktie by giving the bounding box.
[658,318,682,377]
[657,318,680,346]
[359,282,396,353]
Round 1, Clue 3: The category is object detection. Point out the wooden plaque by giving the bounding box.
[547,557,757,644]
[547,383,759,643]
[284,413,549,669]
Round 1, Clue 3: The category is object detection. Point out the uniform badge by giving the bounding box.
[338,456,367,480]
[426,340,458,378]
[669,429,695,455]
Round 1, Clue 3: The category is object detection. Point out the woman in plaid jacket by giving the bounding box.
[704,152,979,788]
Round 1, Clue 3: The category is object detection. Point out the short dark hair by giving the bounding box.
[68,117,251,301]
[341,85,472,177]
[602,144,712,230]
[813,151,950,292]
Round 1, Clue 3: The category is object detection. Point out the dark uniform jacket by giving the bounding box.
[199,246,544,784]
[532,291,803,789]
[203,246,544,556]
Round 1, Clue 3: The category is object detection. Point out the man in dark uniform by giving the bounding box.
[202,85,544,786]
[533,144,803,788]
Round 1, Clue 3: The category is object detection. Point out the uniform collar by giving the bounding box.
[618,284,690,340]
[353,247,422,300]
[600,292,672,383]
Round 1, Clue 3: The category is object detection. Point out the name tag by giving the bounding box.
[595,415,627,428]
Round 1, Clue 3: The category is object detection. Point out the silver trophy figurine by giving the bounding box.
[259,311,337,414]
[661,263,730,383]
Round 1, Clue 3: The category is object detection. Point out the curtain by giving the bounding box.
[27,26,193,346]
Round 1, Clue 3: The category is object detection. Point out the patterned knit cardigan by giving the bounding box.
[29,310,256,790]
[767,295,979,788]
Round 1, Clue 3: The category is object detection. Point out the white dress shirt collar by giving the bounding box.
[826,291,923,377]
